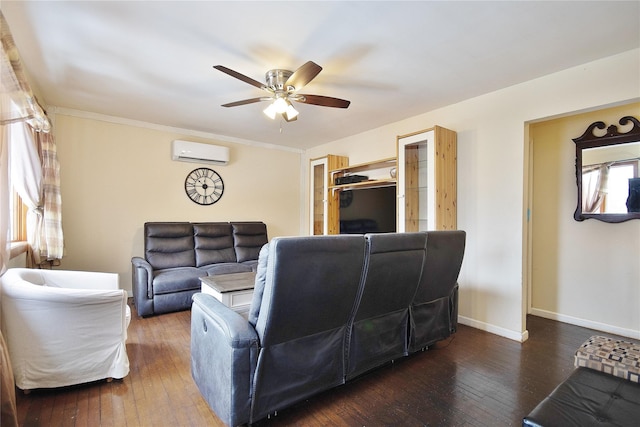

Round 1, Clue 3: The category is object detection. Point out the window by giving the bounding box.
[602,161,638,214]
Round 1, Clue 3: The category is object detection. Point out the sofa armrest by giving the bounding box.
[33,269,120,291]
[190,293,259,427]
[131,257,154,317]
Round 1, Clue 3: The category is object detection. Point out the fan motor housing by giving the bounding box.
[265,69,293,91]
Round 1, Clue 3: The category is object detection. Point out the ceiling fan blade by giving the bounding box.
[284,61,322,90]
[296,94,351,109]
[214,65,265,90]
[221,97,267,107]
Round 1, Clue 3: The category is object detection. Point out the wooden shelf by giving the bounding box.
[329,157,397,192]
[329,179,397,192]
[329,156,396,174]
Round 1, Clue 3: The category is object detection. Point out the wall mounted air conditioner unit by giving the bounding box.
[171,140,230,165]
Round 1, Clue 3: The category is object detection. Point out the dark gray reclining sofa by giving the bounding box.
[131,221,267,317]
[191,230,466,426]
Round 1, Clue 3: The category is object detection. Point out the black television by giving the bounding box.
[339,186,397,234]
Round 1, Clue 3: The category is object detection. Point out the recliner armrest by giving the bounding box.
[191,293,259,347]
[131,257,154,316]
[191,293,259,427]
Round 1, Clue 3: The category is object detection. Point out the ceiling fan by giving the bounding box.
[213,61,350,122]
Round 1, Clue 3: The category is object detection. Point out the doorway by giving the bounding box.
[524,102,640,339]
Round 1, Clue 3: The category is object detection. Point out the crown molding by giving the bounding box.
[47,106,304,154]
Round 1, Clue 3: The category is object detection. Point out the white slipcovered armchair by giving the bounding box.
[0,268,130,391]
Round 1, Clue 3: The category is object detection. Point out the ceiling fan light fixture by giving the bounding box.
[273,97,288,114]
[264,97,298,121]
[285,104,299,120]
[263,103,277,119]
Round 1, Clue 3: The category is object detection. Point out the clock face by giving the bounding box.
[340,190,353,208]
[184,168,224,205]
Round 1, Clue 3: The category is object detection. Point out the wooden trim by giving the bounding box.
[404,146,420,232]
[326,155,349,234]
[434,126,457,230]
[11,191,27,242]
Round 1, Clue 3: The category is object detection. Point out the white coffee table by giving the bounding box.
[200,272,256,314]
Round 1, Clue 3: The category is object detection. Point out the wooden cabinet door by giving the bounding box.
[397,126,457,231]
[309,155,348,235]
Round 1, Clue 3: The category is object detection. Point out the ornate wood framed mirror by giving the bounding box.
[573,116,640,223]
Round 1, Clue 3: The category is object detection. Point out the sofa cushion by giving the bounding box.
[232,222,268,262]
[203,263,253,276]
[152,267,203,295]
[240,260,259,271]
[145,223,195,269]
[193,223,237,267]
[574,335,640,383]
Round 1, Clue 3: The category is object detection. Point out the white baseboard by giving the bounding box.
[529,308,640,340]
[458,316,529,343]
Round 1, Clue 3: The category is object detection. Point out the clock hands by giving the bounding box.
[198,178,211,196]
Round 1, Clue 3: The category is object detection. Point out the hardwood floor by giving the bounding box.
[14,302,629,426]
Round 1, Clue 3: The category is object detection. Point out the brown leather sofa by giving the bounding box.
[131,221,267,317]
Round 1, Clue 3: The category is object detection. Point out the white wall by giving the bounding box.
[304,49,640,341]
[530,104,640,339]
[52,112,302,294]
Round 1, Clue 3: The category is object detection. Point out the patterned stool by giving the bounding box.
[574,335,640,383]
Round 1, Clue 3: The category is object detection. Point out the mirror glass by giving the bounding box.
[581,142,640,214]
[574,116,640,223]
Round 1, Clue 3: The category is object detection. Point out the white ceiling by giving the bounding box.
[2,1,639,151]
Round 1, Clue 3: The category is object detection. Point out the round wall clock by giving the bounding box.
[184,167,224,205]
[340,190,353,208]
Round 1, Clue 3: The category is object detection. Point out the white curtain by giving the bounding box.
[9,122,43,259]
[0,126,9,274]
[582,164,610,214]
[1,11,62,273]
